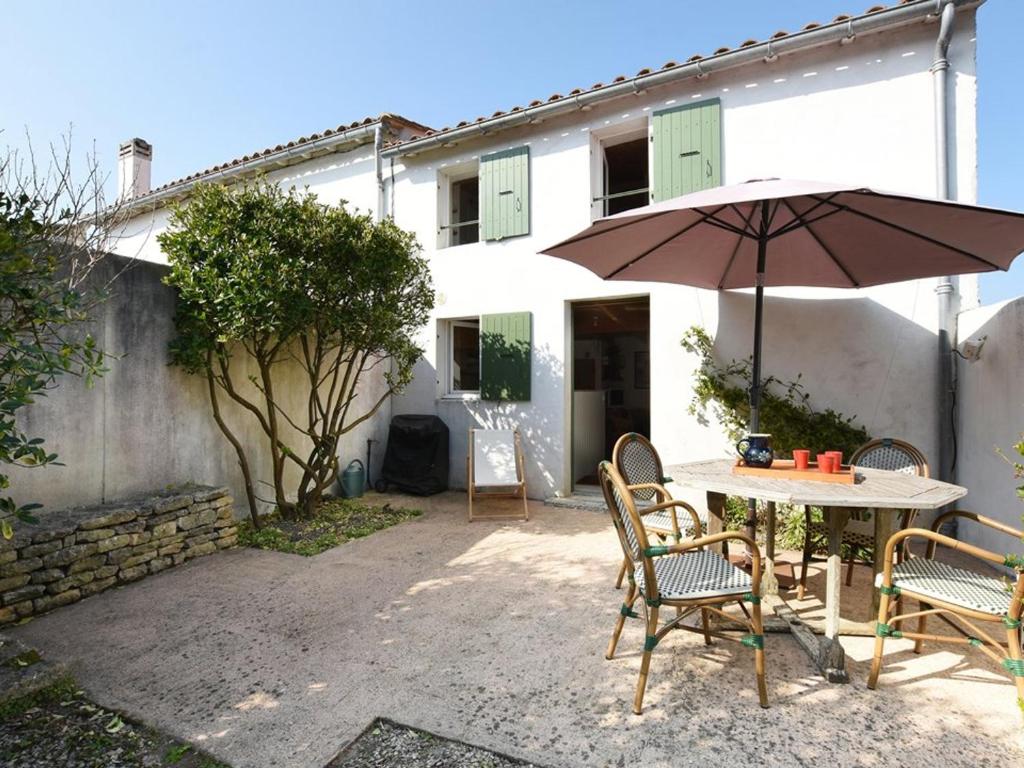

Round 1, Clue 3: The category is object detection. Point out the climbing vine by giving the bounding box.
[681,326,870,458]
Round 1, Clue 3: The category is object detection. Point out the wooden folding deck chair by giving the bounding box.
[467,428,529,522]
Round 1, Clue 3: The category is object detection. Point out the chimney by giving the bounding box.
[117,138,152,201]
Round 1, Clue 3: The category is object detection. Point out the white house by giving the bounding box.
[113,1,985,511]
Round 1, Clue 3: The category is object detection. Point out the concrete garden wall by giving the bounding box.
[7,254,391,516]
[0,485,235,625]
[956,297,1024,556]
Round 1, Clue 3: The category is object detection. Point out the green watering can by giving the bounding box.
[340,459,365,499]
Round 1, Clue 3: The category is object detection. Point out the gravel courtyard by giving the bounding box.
[9,492,1024,768]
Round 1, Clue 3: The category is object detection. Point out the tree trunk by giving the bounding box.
[206,365,260,527]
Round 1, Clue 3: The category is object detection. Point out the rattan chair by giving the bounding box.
[599,461,768,713]
[798,438,929,599]
[868,510,1024,713]
[611,433,704,589]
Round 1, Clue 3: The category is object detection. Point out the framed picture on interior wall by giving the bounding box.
[634,350,650,389]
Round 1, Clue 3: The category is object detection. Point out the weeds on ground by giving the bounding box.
[238,497,421,556]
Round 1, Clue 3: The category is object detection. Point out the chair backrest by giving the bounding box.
[612,433,664,501]
[850,438,929,478]
[471,429,521,487]
[599,461,658,594]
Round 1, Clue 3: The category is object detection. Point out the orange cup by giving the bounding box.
[793,449,810,470]
[816,453,836,473]
[826,451,844,472]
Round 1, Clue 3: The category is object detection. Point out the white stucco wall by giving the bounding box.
[956,298,1024,558]
[112,144,381,263]
[389,16,978,499]
[110,11,980,502]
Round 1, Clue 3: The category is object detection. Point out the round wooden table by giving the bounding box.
[665,458,967,682]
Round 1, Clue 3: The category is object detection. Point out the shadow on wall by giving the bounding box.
[955,296,1024,556]
[704,289,940,463]
[393,341,565,500]
[10,254,391,515]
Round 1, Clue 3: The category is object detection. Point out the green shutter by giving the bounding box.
[480,312,531,401]
[652,99,722,202]
[480,146,530,241]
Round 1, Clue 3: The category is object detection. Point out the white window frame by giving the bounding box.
[439,317,481,399]
[590,119,650,220]
[437,163,480,249]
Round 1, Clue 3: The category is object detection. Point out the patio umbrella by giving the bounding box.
[542,178,1024,434]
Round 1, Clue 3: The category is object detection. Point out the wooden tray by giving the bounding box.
[732,459,857,484]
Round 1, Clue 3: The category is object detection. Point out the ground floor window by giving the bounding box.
[447,318,480,394]
[440,313,532,401]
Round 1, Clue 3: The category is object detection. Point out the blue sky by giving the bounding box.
[6,1,1023,301]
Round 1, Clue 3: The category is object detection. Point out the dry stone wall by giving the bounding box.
[0,485,236,625]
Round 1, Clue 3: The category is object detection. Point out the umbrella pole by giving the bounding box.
[745,202,770,561]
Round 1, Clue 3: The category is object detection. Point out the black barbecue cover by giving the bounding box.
[378,415,450,495]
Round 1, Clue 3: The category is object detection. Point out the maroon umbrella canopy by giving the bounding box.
[542,178,1024,436]
[542,178,1024,290]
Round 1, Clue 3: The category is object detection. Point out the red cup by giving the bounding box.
[793,449,810,470]
[826,451,844,472]
[816,453,836,473]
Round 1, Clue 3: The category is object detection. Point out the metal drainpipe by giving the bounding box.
[932,0,956,483]
[374,124,385,221]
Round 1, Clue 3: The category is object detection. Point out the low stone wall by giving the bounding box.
[0,485,237,625]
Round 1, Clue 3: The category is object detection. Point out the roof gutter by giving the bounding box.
[383,0,980,159]
[124,122,380,212]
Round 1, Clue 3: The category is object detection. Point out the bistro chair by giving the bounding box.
[798,438,929,599]
[599,461,768,713]
[467,428,529,522]
[868,510,1024,714]
[611,432,705,589]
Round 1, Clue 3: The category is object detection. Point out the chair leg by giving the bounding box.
[633,605,659,715]
[913,600,929,654]
[700,608,712,646]
[614,558,628,590]
[867,589,893,690]
[750,599,768,708]
[606,583,636,660]
[1006,621,1024,715]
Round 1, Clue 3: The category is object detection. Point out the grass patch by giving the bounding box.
[0,674,77,720]
[0,674,232,766]
[238,497,421,556]
[2,649,42,669]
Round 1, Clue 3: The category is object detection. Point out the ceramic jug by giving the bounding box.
[736,434,774,468]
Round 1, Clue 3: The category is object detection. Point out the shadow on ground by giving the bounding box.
[9,492,1024,768]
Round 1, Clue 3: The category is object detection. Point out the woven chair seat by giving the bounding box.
[806,519,875,550]
[876,558,1012,616]
[640,509,702,537]
[635,550,752,601]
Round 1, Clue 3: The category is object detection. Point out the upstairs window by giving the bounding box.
[598,136,650,216]
[449,177,480,246]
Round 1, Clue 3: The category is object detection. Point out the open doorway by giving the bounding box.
[571,296,650,489]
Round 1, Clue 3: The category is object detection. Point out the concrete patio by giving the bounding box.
[10,493,1024,768]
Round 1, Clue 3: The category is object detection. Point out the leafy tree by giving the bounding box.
[161,181,433,523]
[0,136,120,538]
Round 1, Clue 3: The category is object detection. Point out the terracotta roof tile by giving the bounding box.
[140,113,431,198]
[140,1,947,178]
[383,2,938,152]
